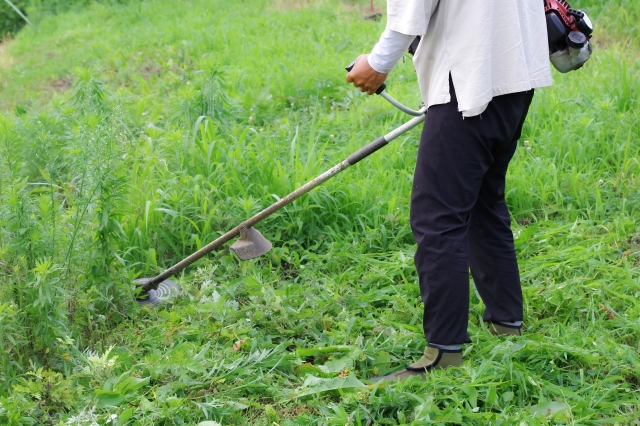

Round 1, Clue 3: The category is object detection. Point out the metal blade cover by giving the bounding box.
[230,227,273,260]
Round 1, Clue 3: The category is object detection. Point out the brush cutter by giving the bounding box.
[135,64,427,305]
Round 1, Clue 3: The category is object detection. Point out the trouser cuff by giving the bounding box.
[427,343,462,352]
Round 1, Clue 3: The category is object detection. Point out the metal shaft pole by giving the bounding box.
[141,114,426,291]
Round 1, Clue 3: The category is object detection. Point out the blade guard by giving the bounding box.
[230,227,273,260]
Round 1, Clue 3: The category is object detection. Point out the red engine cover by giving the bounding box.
[544,0,580,33]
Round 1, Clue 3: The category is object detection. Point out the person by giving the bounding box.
[346,0,552,381]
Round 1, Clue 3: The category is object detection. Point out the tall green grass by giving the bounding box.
[0,0,638,424]
[0,0,131,36]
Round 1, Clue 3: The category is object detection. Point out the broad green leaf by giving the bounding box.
[102,377,116,391]
[293,374,365,398]
[95,390,125,407]
[461,386,478,409]
[501,391,514,403]
[319,356,353,374]
[486,387,497,406]
[529,401,571,418]
[295,362,323,376]
[373,351,391,370]
[414,395,437,420]
[117,407,135,426]
[436,406,463,424]
[296,345,351,357]
[115,376,150,394]
[514,224,538,248]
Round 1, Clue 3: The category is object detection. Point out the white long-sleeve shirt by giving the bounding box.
[368,29,415,75]
[368,29,490,116]
[368,0,552,117]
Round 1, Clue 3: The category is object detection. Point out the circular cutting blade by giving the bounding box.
[134,278,180,306]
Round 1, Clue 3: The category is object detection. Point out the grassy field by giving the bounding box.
[0,0,639,424]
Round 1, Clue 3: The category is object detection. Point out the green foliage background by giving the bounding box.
[0,0,126,36]
[0,0,638,424]
[0,0,29,35]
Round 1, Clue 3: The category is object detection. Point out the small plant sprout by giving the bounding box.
[82,345,118,377]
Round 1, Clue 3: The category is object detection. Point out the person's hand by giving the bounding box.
[346,54,388,95]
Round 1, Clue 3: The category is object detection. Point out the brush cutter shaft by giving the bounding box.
[141,114,426,291]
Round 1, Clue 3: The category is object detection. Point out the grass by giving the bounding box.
[0,0,639,424]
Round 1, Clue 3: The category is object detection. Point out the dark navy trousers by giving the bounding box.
[410,79,534,345]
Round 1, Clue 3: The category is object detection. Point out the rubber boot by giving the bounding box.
[369,346,462,382]
[488,322,522,336]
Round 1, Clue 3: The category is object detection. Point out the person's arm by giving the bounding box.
[368,29,416,74]
[346,29,414,95]
[346,0,438,95]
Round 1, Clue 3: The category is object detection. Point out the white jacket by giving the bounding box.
[386,0,553,115]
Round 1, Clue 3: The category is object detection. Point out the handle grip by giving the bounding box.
[345,60,386,95]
